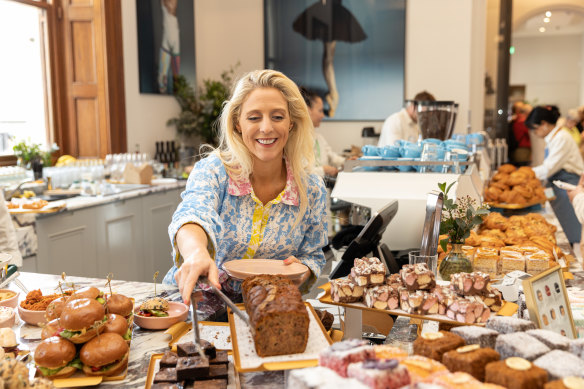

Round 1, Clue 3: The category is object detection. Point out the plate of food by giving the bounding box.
[134,297,188,330]
[222,259,308,281]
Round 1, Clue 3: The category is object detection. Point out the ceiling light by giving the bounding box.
[544,17,550,23]
[539,27,546,33]
[545,11,552,17]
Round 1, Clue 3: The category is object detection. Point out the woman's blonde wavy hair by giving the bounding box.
[214,69,315,227]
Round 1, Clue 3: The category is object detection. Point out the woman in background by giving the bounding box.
[164,70,328,318]
[300,87,345,178]
[527,105,584,245]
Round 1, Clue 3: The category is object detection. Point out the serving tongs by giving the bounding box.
[189,290,208,361]
[198,276,251,328]
[420,191,444,256]
[0,265,28,294]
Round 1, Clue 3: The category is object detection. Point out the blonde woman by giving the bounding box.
[163,70,328,316]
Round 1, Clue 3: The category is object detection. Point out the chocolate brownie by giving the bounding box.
[413,331,465,361]
[153,368,177,383]
[151,384,182,389]
[176,356,210,381]
[177,340,216,359]
[185,379,228,389]
[160,351,179,368]
[209,350,228,365]
[441,345,500,381]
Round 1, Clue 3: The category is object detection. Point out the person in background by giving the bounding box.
[0,192,22,267]
[576,105,584,133]
[378,91,436,147]
[558,108,581,146]
[158,0,180,94]
[163,70,328,318]
[508,101,532,165]
[526,105,584,245]
[300,87,345,178]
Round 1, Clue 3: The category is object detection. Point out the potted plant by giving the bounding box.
[438,182,490,281]
[167,65,237,146]
[12,139,59,169]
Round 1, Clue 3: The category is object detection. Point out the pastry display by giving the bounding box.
[318,339,375,377]
[450,272,490,296]
[533,350,584,380]
[351,257,386,287]
[330,278,364,303]
[495,332,550,361]
[442,345,500,381]
[525,329,570,351]
[484,165,546,205]
[364,284,400,310]
[241,274,309,357]
[374,345,408,360]
[485,358,548,389]
[486,316,536,334]
[413,331,465,361]
[450,326,499,349]
[400,263,436,291]
[347,359,411,389]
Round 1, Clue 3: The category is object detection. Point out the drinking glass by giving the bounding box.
[420,143,441,173]
[408,250,438,274]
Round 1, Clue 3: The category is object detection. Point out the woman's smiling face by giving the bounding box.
[236,87,291,164]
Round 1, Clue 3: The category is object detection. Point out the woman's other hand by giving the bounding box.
[323,165,339,177]
[175,224,221,305]
[283,256,311,285]
[568,173,584,202]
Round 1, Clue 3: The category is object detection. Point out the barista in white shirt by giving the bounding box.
[301,88,346,178]
[378,91,435,147]
[527,105,584,245]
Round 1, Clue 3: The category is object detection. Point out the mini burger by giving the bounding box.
[59,298,107,344]
[103,314,132,344]
[106,293,133,320]
[41,319,62,340]
[68,287,105,305]
[80,332,129,376]
[45,296,67,321]
[137,297,169,317]
[34,336,81,378]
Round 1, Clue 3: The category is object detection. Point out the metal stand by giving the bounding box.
[343,307,363,340]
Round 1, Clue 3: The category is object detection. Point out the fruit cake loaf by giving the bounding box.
[242,274,309,357]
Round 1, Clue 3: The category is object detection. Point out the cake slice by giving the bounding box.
[399,289,440,315]
[319,339,375,377]
[330,278,364,303]
[486,316,536,334]
[450,326,499,349]
[413,331,465,361]
[485,358,548,389]
[526,252,551,275]
[399,355,448,383]
[347,359,411,389]
[351,257,386,287]
[400,263,436,291]
[534,350,584,380]
[286,366,369,389]
[442,345,500,381]
[364,284,400,310]
[451,272,490,296]
[526,329,570,351]
[495,332,550,361]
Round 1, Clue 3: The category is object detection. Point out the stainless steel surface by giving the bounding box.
[190,291,207,360]
[200,276,251,327]
[420,192,444,256]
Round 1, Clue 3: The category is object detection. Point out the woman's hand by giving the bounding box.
[568,173,584,202]
[175,251,221,305]
[323,165,339,177]
[284,256,311,285]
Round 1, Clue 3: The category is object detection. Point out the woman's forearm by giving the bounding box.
[176,223,210,261]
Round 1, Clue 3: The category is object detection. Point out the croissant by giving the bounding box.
[514,185,533,200]
[507,190,527,205]
[464,230,481,246]
[490,181,510,191]
[492,172,509,182]
[517,166,537,179]
[480,228,506,240]
[485,186,502,202]
[507,171,529,187]
[498,164,517,174]
[479,235,506,247]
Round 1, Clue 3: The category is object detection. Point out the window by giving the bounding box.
[0,0,53,155]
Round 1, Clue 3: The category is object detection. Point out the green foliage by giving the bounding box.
[438,181,490,252]
[12,139,59,167]
[167,65,238,145]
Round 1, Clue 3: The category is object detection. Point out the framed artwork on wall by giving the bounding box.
[523,265,577,339]
[136,0,196,95]
[264,0,405,121]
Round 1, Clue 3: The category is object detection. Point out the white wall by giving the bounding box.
[510,34,582,115]
[122,0,487,156]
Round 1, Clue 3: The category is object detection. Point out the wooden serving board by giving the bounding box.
[317,282,518,327]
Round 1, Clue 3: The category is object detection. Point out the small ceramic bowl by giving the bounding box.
[0,307,15,328]
[18,305,48,326]
[133,301,189,330]
[0,289,19,309]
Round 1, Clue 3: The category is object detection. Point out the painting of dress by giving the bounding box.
[136,0,196,94]
[265,0,405,121]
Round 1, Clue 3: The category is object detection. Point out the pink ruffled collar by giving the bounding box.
[227,158,299,206]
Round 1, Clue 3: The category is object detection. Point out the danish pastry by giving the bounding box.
[498,164,517,174]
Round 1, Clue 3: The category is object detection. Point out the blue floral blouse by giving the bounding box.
[162,153,328,293]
